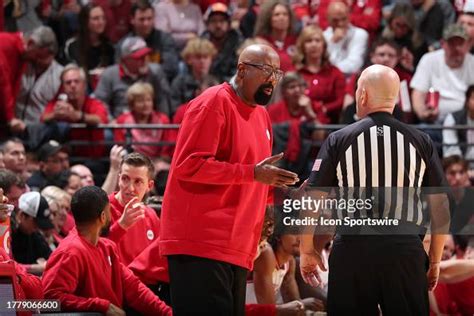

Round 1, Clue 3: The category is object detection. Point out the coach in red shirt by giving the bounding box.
[106,152,160,265]
[160,44,299,315]
[42,186,171,315]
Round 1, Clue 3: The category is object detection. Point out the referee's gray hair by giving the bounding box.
[60,64,87,83]
[28,26,58,55]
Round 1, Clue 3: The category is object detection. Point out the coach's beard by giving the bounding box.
[254,83,274,105]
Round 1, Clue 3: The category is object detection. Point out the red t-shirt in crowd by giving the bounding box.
[160,83,273,270]
[259,35,297,72]
[114,111,174,158]
[298,65,345,124]
[0,32,25,124]
[107,193,161,266]
[93,0,131,43]
[42,96,108,158]
[42,229,171,315]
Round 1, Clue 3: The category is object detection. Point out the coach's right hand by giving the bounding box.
[255,153,299,187]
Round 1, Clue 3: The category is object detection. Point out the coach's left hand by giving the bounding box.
[427,262,440,291]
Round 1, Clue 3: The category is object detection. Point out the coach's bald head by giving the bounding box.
[355,64,400,118]
[234,44,281,106]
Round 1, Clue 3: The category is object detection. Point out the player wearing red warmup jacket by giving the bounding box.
[43,186,171,315]
[106,152,160,266]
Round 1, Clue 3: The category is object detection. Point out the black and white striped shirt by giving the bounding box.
[308,112,446,226]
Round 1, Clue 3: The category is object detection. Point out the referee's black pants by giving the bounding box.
[327,235,429,316]
[168,255,247,316]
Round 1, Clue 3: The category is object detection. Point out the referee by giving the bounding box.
[299,65,450,315]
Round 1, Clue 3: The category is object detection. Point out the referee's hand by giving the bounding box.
[427,263,440,291]
[254,153,299,187]
[300,250,326,287]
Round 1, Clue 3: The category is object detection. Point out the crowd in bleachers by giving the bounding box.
[0,0,473,314]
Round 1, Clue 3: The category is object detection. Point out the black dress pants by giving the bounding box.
[327,235,429,316]
[168,255,247,316]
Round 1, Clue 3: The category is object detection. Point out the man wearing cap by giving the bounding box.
[42,64,108,158]
[12,191,53,274]
[118,0,179,82]
[26,140,69,191]
[411,23,474,124]
[94,36,171,118]
[201,2,243,82]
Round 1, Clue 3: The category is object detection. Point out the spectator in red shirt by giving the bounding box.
[93,0,131,43]
[160,44,299,315]
[267,73,318,123]
[254,0,298,72]
[106,152,161,265]
[42,64,108,158]
[42,186,172,315]
[293,25,345,124]
[115,83,173,167]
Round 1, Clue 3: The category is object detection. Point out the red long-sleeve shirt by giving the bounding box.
[298,65,345,124]
[107,193,161,266]
[42,229,171,315]
[0,32,25,125]
[160,83,273,270]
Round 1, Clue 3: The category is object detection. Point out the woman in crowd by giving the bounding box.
[293,25,345,124]
[114,83,174,165]
[63,4,114,89]
[154,0,205,51]
[254,0,298,72]
[381,3,427,71]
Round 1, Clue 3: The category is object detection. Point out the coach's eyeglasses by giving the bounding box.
[241,62,284,81]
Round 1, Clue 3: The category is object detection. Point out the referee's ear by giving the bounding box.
[358,88,368,115]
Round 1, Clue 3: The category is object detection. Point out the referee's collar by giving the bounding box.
[367,111,393,118]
